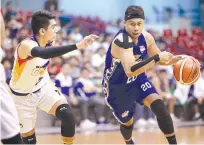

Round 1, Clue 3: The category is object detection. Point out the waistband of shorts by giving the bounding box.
[10,88,41,96]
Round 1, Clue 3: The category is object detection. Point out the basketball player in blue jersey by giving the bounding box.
[103,6,185,144]
[9,11,98,144]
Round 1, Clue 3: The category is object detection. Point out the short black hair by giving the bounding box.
[125,5,145,20]
[31,11,55,35]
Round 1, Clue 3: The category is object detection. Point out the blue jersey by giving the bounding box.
[55,72,73,97]
[102,29,158,123]
[103,29,148,86]
[74,78,97,99]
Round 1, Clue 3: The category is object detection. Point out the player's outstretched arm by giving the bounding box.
[145,31,183,65]
[18,34,98,59]
[114,33,172,77]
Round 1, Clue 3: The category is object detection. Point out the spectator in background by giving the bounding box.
[44,0,58,12]
[1,59,12,84]
[55,63,78,105]
[4,1,14,23]
[74,68,106,129]
[3,28,13,50]
[48,57,64,77]
[68,56,81,79]
[153,69,179,121]
[70,25,83,43]
[174,82,191,118]
[135,103,156,128]
[91,47,106,69]
[55,63,104,128]
[101,35,113,51]
[193,67,204,119]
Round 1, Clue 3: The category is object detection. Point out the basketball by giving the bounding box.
[173,57,200,85]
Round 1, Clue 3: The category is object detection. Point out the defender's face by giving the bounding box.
[44,19,57,42]
[124,18,144,39]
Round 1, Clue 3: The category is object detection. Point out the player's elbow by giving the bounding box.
[126,68,145,77]
[125,71,133,78]
[125,70,139,77]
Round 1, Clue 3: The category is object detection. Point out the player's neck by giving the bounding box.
[132,38,138,44]
[35,35,47,48]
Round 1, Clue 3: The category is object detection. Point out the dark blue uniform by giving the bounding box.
[102,29,158,123]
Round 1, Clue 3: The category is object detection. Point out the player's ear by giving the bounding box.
[39,28,45,36]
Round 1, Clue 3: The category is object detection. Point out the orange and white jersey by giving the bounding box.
[10,52,50,94]
[10,36,51,94]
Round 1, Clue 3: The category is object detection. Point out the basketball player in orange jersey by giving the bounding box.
[9,11,98,144]
[102,5,197,144]
[0,13,23,144]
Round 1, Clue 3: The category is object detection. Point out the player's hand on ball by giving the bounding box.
[76,34,99,50]
[178,55,201,68]
[159,51,173,63]
[191,57,201,68]
[176,54,189,60]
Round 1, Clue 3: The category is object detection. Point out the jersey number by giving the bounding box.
[127,76,137,84]
[141,82,152,91]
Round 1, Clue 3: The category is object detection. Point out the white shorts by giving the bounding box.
[11,81,66,133]
[0,81,20,139]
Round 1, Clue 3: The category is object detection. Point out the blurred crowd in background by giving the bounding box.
[1,0,204,130]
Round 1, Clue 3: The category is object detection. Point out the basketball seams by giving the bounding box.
[184,58,200,85]
[173,60,181,81]
[183,58,194,83]
[179,58,189,84]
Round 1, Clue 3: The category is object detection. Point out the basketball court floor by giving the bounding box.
[36,123,204,144]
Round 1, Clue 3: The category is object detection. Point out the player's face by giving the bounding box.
[44,19,57,42]
[124,18,144,39]
[82,70,90,78]
[62,64,71,75]
[158,71,167,80]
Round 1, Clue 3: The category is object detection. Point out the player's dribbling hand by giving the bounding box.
[177,55,201,68]
[176,54,189,60]
[159,51,173,63]
[76,34,99,49]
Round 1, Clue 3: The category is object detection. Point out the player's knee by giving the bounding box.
[55,104,75,136]
[22,133,36,144]
[1,133,23,144]
[120,123,134,130]
[150,99,174,133]
[122,117,134,126]
[150,99,169,118]
[55,104,75,125]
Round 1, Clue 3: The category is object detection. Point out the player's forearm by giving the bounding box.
[31,44,77,59]
[159,55,181,66]
[127,54,160,77]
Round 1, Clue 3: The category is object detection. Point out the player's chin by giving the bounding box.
[131,34,139,39]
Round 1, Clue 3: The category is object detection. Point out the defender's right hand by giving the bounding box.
[159,51,173,63]
[76,34,99,50]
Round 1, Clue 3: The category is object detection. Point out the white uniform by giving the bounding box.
[9,39,66,133]
[194,76,204,98]
[0,54,20,139]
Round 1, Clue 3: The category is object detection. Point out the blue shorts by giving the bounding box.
[104,77,158,123]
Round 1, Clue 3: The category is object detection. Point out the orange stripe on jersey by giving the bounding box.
[12,57,34,82]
